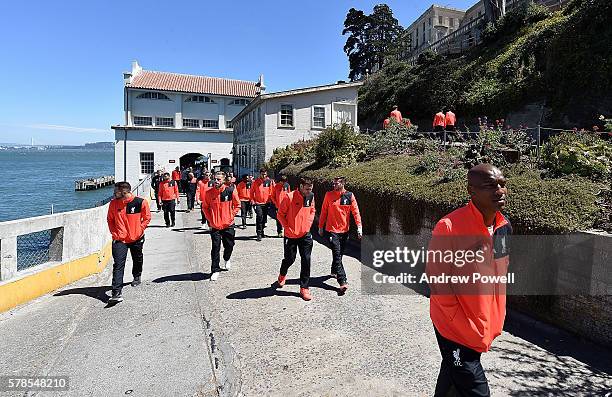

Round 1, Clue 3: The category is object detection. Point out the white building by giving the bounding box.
[231,81,362,176]
[111,61,262,187]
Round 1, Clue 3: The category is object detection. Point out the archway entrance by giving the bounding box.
[180,153,203,170]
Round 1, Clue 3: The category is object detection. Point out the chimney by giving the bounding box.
[123,60,143,85]
[256,74,266,92]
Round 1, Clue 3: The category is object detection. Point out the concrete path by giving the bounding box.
[1,201,612,396]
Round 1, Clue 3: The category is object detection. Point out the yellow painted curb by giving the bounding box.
[0,241,112,313]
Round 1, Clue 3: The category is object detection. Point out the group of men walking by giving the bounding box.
[106,162,512,396]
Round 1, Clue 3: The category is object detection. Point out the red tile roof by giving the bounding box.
[128,70,260,98]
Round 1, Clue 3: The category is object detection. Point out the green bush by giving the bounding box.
[267,139,316,172]
[541,131,612,181]
[314,124,370,168]
[365,120,421,157]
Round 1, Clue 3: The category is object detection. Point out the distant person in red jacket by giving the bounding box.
[171,166,181,192]
[433,109,446,132]
[157,173,179,227]
[107,181,151,303]
[236,174,252,229]
[318,176,362,294]
[271,175,291,237]
[390,105,403,123]
[426,164,511,396]
[445,108,456,132]
[196,171,214,229]
[275,177,316,301]
[202,171,241,281]
[250,168,274,241]
[383,117,391,129]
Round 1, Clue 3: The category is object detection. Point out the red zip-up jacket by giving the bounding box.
[107,195,151,243]
[196,178,214,202]
[158,180,179,201]
[318,189,362,233]
[426,200,512,353]
[250,177,274,204]
[277,190,315,239]
[433,112,446,127]
[272,182,291,208]
[171,170,181,181]
[445,111,456,126]
[236,181,252,201]
[202,184,241,230]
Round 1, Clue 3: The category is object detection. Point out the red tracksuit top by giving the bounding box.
[433,112,446,127]
[236,181,252,201]
[171,170,181,181]
[426,200,512,353]
[196,178,214,202]
[445,111,456,126]
[318,189,362,233]
[250,177,274,204]
[277,190,315,239]
[202,184,241,230]
[272,182,291,208]
[158,180,179,201]
[107,195,151,243]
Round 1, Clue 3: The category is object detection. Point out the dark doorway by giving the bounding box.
[180,153,203,170]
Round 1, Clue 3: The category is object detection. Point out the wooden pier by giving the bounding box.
[75,175,115,191]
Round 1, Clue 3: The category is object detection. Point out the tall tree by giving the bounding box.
[342,5,403,81]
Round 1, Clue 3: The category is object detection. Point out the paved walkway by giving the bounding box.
[1,201,611,396]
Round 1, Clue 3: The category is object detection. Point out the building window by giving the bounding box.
[202,119,219,129]
[155,117,174,127]
[312,106,325,128]
[429,17,432,26]
[438,15,443,25]
[140,152,154,174]
[280,104,293,127]
[136,92,170,100]
[185,95,215,103]
[229,99,250,106]
[257,107,262,127]
[449,17,454,27]
[226,120,233,129]
[183,118,199,128]
[134,116,152,126]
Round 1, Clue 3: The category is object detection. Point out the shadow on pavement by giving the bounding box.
[226,276,341,300]
[171,227,204,232]
[152,272,211,283]
[53,282,130,304]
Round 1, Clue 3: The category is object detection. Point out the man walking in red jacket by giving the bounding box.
[107,181,151,303]
[250,168,274,241]
[426,164,511,396]
[202,171,241,281]
[318,176,362,294]
[271,175,291,237]
[157,172,179,227]
[275,177,316,301]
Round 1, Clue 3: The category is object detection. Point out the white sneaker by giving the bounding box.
[224,260,232,270]
[211,272,220,281]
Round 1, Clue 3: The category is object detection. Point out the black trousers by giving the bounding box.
[434,327,490,397]
[210,226,235,273]
[254,203,268,237]
[445,124,456,131]
[328,231,349,284]
[279,233,313,288]
[240,201,251,227]
[154,190,160,210]
[111,236,145,294]
[187,191,196,210]
[162,200,176,225]
[201,208,208,225]
[268,204,283,234]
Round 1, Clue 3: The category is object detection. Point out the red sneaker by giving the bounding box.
[277,275,287,287]
[339,283,349,295]
[300,288,312,301]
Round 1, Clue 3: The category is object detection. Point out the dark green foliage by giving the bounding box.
[342,5,403,81]
[357,0,612,129]
[314,124,370,167]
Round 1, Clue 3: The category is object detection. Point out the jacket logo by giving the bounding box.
[304,199,311,206]
[453,349,462,367]
[341,198,350,205]
[129,207,135,213]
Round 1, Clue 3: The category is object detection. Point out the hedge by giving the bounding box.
[282,155,605,235]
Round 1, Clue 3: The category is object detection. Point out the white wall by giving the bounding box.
[114,129,233,187]
[262,86,358,161]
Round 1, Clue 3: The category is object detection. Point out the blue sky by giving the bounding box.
[0,0,474,145]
